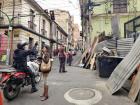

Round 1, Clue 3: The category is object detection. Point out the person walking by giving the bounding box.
[40,45,51,101]
[58,46,67,73]
[67,49,73,66]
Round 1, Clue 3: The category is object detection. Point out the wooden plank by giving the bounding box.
[85,38,99,68]
[90,53,96,70]
[74,37,97,66]
[106,36,140,94]
[74,47,90,66]
[84,37,98,65]
[128,66,140,101]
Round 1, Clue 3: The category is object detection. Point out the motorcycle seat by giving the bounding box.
[0,67,16,73]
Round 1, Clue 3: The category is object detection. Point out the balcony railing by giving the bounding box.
[28,21,37,31]
[41,29,47,36]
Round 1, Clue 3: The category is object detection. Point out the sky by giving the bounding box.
[35,0,81,30]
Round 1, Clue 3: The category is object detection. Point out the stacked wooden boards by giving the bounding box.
[106,36,140,94]
[85,38,99,68]
[74,37,99,68]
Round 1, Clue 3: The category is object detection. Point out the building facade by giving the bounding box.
[0,0,68,63]
[91,0,140,40]
[72,24,80,48]
[80,0,92,49]
[54,9,73,49]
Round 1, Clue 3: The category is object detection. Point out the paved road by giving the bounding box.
[2,57,136,105]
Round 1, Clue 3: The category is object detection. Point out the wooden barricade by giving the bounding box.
[128,65,140,102]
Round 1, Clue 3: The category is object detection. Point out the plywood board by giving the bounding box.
[128,67,140,101]
[106,36,140,94]
[74,37,97,66]
[85,38,99,68]
[90,54,96,70]
[84,37,97,66]
[74,47,90,66]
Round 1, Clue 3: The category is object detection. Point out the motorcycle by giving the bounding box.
[0,61,41,101]
[27,60,41,83]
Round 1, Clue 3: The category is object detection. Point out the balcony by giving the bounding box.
[28,21,37,31]
[41,29,47,36]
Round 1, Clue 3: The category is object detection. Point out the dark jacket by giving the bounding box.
[59,52,66,63]
[13,49,34,71]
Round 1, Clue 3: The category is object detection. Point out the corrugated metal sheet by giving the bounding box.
[95,38,117,53]
[117,38,134,57]
[106,36,140,94]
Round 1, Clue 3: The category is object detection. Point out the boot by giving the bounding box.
[41,85,49,101]
[31,87,38,93]
[31,78,38,93]
[40,85,45,97]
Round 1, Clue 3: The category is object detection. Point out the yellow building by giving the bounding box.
[91,0,140,40]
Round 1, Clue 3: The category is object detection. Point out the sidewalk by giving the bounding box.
[3,59,136,105]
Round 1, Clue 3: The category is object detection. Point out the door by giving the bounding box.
[29,37,33,49]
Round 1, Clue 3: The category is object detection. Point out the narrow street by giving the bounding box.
[0,0,140,105]
[3,56,136,105]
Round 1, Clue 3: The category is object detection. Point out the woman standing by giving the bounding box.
[67,49,73,66]
[40,45,51,101]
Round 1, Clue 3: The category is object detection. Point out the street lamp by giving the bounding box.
[0,10,13,65]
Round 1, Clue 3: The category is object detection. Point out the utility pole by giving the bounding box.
[50,10,55,58]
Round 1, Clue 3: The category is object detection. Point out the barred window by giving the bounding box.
[113,0,127,13]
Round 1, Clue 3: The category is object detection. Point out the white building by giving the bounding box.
[0,0,68,63]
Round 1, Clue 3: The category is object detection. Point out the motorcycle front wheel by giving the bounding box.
[3,83,20,101]
[35,72,41,84]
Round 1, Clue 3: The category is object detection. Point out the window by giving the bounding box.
[42,19,47,35]
[28,9,36,30]
[113,0,127,13]
[43,19,46,29]
[41,42,45,49]
[29,37,33,49]
[30,9,34,22]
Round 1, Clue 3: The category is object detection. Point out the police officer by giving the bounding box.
[13,42,38,93]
